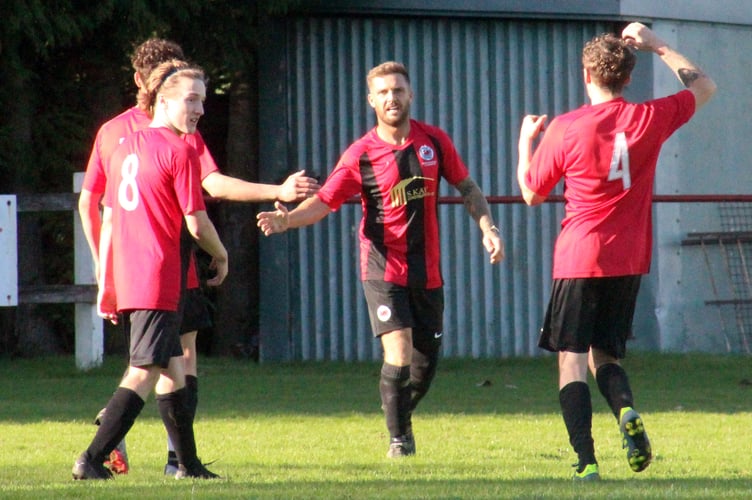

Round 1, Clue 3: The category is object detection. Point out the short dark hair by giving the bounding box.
[582,33,636,94]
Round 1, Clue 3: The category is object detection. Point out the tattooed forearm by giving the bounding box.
[457,177,491,222]
[678,68,704,87]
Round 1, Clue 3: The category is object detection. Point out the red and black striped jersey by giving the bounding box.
[317,119,469,288]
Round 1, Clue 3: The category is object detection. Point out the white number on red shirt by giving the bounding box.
[118,153,140,211]
[607,132,631,190]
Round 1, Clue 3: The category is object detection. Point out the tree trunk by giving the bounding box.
[1,59,61,356]
[212,69,260,358]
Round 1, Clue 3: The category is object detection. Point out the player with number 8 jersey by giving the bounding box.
[72,60,226,481]
[104,127,205,311]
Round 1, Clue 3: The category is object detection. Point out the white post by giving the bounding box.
[73,173,103,369]
[0,195,18,307]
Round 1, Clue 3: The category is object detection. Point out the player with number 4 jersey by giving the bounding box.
[524,87,694,278]
[517,22,716,480]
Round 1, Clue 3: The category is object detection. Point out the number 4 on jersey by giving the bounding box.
[607,132,631,190]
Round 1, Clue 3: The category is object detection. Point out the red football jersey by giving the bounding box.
[82,107,220,192]
[82,106,218,288]
[525,90,696,278]
[103,127,206,311]
[82,107,151,194]
[317,119,469,288]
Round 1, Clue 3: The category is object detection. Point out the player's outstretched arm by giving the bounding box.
[201,170,320,203]
[622,22,717,109]
[455,177,505,264]
[257,196,332,236]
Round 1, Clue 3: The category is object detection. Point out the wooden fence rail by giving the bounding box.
[1,173,102,369]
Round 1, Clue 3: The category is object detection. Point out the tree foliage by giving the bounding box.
[0,0,298,356]
[0,0,300,190]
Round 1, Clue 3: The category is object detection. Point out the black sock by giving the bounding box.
[185,375,199,420]
[595,363,634,421]
[559,381,596,468]
[157,388,197,466]
[85,387,144,463]
[379,363,411,438]
[407,348,439,435]
[410,348,439,411]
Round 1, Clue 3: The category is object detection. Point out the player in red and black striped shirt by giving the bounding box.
[258,61,505,458]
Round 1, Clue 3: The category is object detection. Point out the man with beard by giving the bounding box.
[257,61,505,458]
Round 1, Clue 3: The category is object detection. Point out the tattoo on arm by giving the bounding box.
[457,178,490,222]
[678,68,703,87]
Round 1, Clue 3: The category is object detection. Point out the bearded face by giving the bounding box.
[367,73,413,128]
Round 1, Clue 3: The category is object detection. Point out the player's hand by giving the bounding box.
[520,114,547,141]
[622,22,666,53]
[257,201,290,236]
[483,228,505,264]
[205,255,228,287]
[97,283,118,325]
[277,170,321,202]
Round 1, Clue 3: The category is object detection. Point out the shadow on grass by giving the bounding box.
[48,474,752,500]
[0,352,751,423]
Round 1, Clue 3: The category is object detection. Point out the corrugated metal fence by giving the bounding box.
[279,15,616,361]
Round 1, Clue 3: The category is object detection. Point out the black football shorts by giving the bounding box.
[179,287,212,335]
[124,309,182,368]
[538,275,641,358]
[362,280,444,353]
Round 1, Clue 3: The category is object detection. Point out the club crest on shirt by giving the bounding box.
[389,176,435,207]
[377,305,392,322]
[418,145,435,161]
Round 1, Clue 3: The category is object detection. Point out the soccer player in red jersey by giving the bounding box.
[78,38,320,475]
[73,61,227,480]
[257,61,505,457]
[517,22,716,480]
[80,39,319,278]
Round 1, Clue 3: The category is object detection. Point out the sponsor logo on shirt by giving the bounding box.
[389,176,435,207]
[419,145,435,161]
[418,144,437,167]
